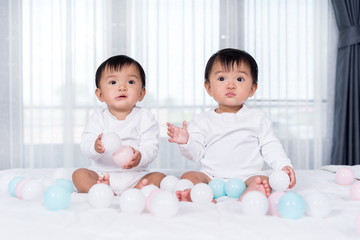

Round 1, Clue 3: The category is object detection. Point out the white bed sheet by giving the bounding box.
[0,167,359,240]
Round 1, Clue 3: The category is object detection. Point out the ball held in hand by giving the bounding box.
[112,145,133,167]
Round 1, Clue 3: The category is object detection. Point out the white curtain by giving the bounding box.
[0,0,337,170]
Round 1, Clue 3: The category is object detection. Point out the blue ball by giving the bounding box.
[44,184,71,211]
[208,179,226,199]
[8,176,24,197]
[225,178,246,198]
[278,192,305,220]
[56,178,74,194]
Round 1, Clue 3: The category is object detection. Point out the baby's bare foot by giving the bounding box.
[97,173,110,185]
[176,189,192,201]
[238,177,271,201]
[139,178,149,189]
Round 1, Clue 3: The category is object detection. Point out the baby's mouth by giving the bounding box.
[226,92,235,97]
[116,95,127,99]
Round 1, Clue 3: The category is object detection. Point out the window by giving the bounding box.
[12,0,337,169]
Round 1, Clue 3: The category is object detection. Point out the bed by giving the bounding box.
[0,166,359,240]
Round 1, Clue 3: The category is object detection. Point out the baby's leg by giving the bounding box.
[134,172,166,189]
[72,168,99,193]
[238,175,271,201]
[176,171,211,202]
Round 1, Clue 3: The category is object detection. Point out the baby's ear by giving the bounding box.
[95,88,105,102]
[138,88,146,102]
[249,83,258,97]
[204,81,213,97]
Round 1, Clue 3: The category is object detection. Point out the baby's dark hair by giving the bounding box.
[95,55,146,88]
[204,48,258,85]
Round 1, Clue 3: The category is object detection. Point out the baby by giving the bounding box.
[167,48,296,201]
[73,55,165,195]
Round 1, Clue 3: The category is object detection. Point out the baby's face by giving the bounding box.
[96,64,145,117]
[205,60,257,113]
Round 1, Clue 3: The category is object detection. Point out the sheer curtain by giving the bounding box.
[0,0,337,170]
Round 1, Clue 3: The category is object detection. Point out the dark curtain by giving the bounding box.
[331,0,360,165]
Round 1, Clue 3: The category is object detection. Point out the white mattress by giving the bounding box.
[0,167,359,240]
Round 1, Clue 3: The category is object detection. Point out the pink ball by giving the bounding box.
[268,191,285,216]
[335,167,354,185]
[112,146,133,167]
[350,181,360,200]
[146,189,162,214]
[15,178,32,199]
[356,212,360,236]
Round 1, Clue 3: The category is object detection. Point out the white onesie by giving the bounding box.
[81,106,159,193]
[178,104,292,181]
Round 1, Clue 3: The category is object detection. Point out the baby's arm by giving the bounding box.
[167,121,189,144]
[282,166,296,189]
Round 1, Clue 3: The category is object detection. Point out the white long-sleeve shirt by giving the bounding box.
[178,104,292,179]
[81,106,159,173]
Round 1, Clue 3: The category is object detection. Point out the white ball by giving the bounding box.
[0,173,16,196]
[141,184,159,198]
[150,190,179,218]
[21,179,44,201]
[190,183,213,204]
[102,132,122,155]
[88,184,114,208]
[241,191,269,217]
[269,171,290,191]
[305,192,331,218]
[160,175,179,192]
[119,188,145,214]
[174,179,194,192]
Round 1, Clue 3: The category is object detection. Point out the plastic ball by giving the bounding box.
[335,167,354,185]
[55,178,74,194]
[141,184,159,198]
[304,192,331,218]
[225,178,246,198]
[102,132,122,156]
[8,176,24,197]
[15,178,32,199]
[278,192,305,220]
[241,191,269,216]
[0,173,16,195]
[146,189,162,213]
[44,184,71,211]
[112,145,133,167]
[268,191,285,216]
[88,183,114,208]
[269,171,290,191]
[150,190,179,218]
[119,188,146,214]
[190,183,214,204]
[174,179,194,192]
[160,175,179,192]
[356,212,360,236]
[350,181,360,200]
[21,179,44,201]
[208,178,226,199]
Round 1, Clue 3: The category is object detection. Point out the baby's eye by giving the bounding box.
[128,80,135,85]
[237,78,244,82]
[109,80,116,85]
[218,77,225,81]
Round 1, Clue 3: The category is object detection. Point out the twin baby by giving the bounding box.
[72,48,296,202]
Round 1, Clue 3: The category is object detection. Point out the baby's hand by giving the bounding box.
[95,134,105,154]
[167,121,189,144]
[282,166,296,189]
[122,147,141,169]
